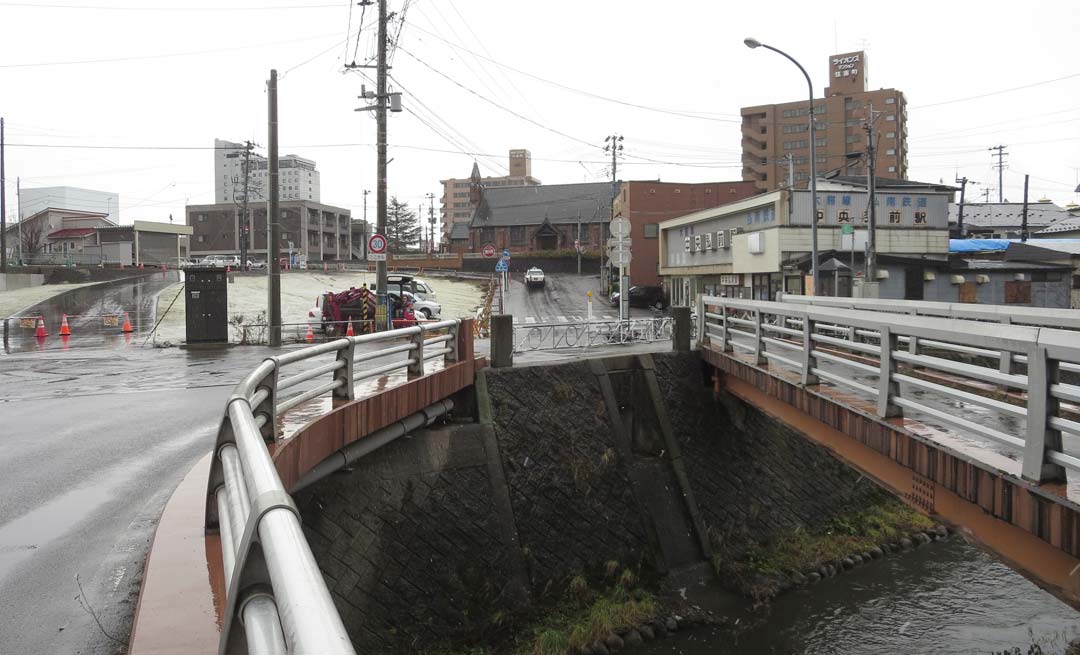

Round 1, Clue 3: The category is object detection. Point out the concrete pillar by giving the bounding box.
[672,306,691,352]
[491,314,513,368]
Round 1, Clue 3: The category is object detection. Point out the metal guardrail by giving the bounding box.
[512,316,678,352]
[206,319,462,655]
[698,295,1080,484]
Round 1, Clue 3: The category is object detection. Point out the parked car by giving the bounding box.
[610,285,668,310]
[372,274,437,301]
[389,290,442,320]
[525,267,546,289]
[200,254,242,267]
[247,259,267,270]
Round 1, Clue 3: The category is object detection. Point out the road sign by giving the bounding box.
[368,233,388,261]
[495,260,508,273]
[610,250,632,266]
[841,224,854,235]
[503,249,511,259]
[481,244,496,258]
[610,217,631,237]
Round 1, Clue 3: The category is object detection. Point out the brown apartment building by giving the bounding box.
[741,51,908,193]
[613,181,761,286]
[440,149,541,244]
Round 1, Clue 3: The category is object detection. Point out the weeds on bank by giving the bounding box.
[723,494,935,577]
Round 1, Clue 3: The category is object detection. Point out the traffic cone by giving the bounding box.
[34,317,48,338]
[346,321,354,337]
[122,312,133,333]
[305,325,315,342]
[59,314,71,336]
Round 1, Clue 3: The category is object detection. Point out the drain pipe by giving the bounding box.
[290,398,455,494]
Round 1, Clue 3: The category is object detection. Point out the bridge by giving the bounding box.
[126,297,1080,654]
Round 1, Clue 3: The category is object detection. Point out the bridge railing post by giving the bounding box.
[333,339,355,400]
[753,309,766,365]
[696,294,706,348]
[407,328,425,378]
[876,326,902,418]
[719,303,730,352]
[800,314,819,386]
[1022,346,1066,483]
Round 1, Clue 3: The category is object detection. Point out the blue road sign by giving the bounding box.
[495,260,508,273]
[503,249,510,259]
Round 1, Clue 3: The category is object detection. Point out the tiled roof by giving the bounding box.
[951,202,1070,228]
[46,228,97,238]
[1038,216,1080,234]
[471,182,612,227]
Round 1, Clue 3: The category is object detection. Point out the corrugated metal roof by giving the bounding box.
[471,182,612,227]
[951,202,1070,228]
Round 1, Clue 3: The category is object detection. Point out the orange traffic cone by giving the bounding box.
[346,321,355,337]
[59,314,71,336]
[122,312,133,333]
[34,317,48,338]
[305,325,315,342]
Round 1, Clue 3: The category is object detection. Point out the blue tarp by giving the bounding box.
[950,239,1010,253]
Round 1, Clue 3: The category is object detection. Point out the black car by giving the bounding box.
[610,285,669,310]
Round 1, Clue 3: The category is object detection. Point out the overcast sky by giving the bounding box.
[2,0,1079,231]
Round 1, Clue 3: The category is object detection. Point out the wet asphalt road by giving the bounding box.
[502,273,654,323]
[0,297,277,653]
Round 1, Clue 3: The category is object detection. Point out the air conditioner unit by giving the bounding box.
[976,274,990,284]
[875,269,889,280]
[950,274,966,284]
[923,271,936,281]
[1014,273,1027,281]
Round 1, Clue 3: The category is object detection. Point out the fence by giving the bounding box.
[206,319,463,654]
[512,316,677,353]
[699,295,1080,484]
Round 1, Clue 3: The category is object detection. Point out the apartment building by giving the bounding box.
[214,139,321,204]
[186,200,350,262]
[741,51,908,193]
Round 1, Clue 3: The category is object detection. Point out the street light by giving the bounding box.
[745,37,819,296]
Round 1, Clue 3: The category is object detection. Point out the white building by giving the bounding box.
[19,186,120,223]
[214,138,320,205]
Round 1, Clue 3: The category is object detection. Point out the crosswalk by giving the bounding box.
[513,313,621,325]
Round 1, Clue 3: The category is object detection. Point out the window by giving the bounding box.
[886,148,896,155]
[846,134,862,143]
[643,223,659,238]
[846,118,861,127]
[783,139,809,150]
[889,211,901,224]
[816,155,827,164]
[198,214,207,222]
[814,138,826,147]
[579,224,590,241]
[886,131,896,138]
[480,227,495,244]
[838,211,851,223]
[783,124,809,133]
[886,114,896,121]
[914,211,927,224]
[197,235,205,243]
[888,166,897,173]
[885,97,896,104]
[510,226,526,246]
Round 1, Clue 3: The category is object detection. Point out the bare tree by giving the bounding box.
[21,225,42,255]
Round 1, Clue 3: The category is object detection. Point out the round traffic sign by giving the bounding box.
[368,233,387,254]
[481,244,496,258]
[610,217,632,237]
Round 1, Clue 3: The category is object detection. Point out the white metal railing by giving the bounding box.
[511,317,677,352]
[207,319,462,654]
[699,295,1080,484]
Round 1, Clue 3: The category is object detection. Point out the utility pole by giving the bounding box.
[864,104,882,287]
[425,192,435,254]
[1021,174,1030,242]
[990,144,1008,203]
[954,176,969,238]
[16,177,21,264]
[375,0,388,321]
[267,69,282,347]
[981,187,993,203]
[603,133,623,308]
[786,153,794,189]
[361,188,370,259]
[1,116,6,274]
[238,140,255,268]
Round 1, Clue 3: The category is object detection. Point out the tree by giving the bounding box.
[385,196,420,252]
[21,224,42,255]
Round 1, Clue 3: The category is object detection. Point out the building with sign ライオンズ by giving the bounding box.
[657,176,955,305]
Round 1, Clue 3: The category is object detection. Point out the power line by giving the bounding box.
[0,1,341,9]
[911,72,1080,109]
[406,22,742,123]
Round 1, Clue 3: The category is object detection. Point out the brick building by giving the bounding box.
[468,182,611,254]
[741,50,908,193]
[186,200,351,263]
[440,150,541,244]
[613,180,761,286]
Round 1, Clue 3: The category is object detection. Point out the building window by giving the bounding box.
[783,139,809,150]
[838,211,851,223]
[198,214,207,222]
[480,227,495,244]
[886,148,896,155]
[578,224,590,241]
[888,166,897,173]
[783,124,809,133]
[846,134,862,144]
[914,211,927,224]
[510,226,526,246]
[885,97,896,104]
[886,114,896,121]
[197,235,205,243]
[889,211,901,224]
[886,131,896,138]
[814,138,826,147]
[643,223,659,238]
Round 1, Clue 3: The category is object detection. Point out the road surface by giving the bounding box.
[502,273,656,324]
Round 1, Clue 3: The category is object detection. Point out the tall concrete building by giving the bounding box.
[214,138,320,204]
[19,186,120,223]
[741,51,907,193]
[439,149,541,242]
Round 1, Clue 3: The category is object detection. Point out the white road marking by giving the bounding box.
[525,316,536,324]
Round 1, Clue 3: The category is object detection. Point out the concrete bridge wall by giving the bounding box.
[294,352,885,652]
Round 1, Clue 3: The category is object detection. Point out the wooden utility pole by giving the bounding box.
[376,0,388,312]
[954,176,968,238]
[990,145,1008,203]
[267,69,282,347]
[864,105,881,285]
[1021,174,1030,242]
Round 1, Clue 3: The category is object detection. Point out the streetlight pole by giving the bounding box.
[745,37,818,296]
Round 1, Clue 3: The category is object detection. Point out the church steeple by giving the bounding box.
[469,161,482,204]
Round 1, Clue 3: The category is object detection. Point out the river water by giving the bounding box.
[641,538,1080,655]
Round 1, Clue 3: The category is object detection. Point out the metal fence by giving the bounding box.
[699,295,1080,484]
[512,316,677,352]
[207,319,462,654]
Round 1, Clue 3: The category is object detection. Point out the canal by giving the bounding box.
[641,538,1080,654]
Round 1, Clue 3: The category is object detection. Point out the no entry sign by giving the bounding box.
[481,244,496,258]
